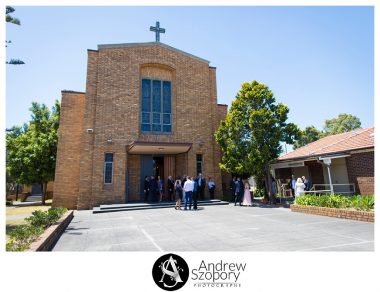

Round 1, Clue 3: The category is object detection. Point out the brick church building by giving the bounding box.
[53,26,228,209]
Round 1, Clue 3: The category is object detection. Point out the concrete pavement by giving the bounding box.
[53,204,374,251]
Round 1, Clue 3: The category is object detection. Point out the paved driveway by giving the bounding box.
[53,204,374,251]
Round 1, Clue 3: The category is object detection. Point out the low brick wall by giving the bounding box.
[28,210,74,251]
[290,204,374,222]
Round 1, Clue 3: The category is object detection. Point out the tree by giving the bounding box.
[215,80,300,202]
[6,6,20,25]
[6,101,60,205]
[6,6,24,65]
[322,113,361,135]
[293,126,322,149]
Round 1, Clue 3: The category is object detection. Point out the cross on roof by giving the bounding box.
[150,21,165,42]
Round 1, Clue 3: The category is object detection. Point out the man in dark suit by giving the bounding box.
[234,177,244,206]
[230,177,236,202]
[167,175,174,201]
[143,176,150,202]
[148,175,158,202]
[196,173,206,200]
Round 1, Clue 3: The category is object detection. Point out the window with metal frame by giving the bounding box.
[141,79,172,133]
[104,153,114,184]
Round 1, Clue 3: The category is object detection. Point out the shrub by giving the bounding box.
[253,188,266,197]
[351,195,374,211]
[25,207,67,229]
[295,194,374,211]
[6,225,43,251]
[7,207,68,252]
[6,200,13,206]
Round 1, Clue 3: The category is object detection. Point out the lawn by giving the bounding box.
[6,200,52,240]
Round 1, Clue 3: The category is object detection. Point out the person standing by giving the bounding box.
[174,178,182,210]
[192,177,198,210]
[149,175,158,202]
[302,175,311,192]
[270,177,277,205]
[143,175,150,202]
[183,176,193,210]
[289,175,296,198]
[181,175,187,206]
[158,176,164,202]
[230,177,236,202]
[242,181,252,206]
[234,177,243,206]
[167,175,174,201]
[208,177,216,199]
[295,178,305,198]
[197,173,206,200]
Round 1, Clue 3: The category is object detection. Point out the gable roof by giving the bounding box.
[97,42,210,64]
[278,127,374,161]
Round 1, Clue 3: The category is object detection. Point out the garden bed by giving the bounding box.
[290,204,374,222]
[28,210,74,251]
[6,207,72,251]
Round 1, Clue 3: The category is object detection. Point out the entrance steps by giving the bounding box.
[93,199,229,214]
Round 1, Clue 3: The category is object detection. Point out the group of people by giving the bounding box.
[289,174,312,197]
[143,173,216,210]
[230,177,253,207]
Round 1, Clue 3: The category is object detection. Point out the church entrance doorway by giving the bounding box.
[153,156,164,179]
[139,155,165,201]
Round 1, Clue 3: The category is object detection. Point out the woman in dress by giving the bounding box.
[295,177,305,197]
[242,181,252,206]
[174,178,182,210]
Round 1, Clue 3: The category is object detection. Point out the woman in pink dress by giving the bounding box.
[242,182,252,206]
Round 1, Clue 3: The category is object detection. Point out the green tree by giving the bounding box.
[6,6,20,25]
[293,126,322,149]
[322,113,361,135]
[6,6,24,65]
[215,80,300,202]
[6,101,60,205]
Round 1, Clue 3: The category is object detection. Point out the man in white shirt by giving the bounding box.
[183,176,193,210]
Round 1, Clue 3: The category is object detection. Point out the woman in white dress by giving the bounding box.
[242,182,252,206]
[295,178,305,197]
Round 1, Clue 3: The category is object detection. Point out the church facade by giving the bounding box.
[53,41,227,209]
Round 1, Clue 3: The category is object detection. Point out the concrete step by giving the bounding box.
[25,195,42,202]
[93,200,229,214]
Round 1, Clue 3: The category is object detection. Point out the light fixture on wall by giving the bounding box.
[86,128,94,133]
[107,138,113,144]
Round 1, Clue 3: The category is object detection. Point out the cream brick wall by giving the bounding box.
[53,91,85,209]
[54,43,227,208]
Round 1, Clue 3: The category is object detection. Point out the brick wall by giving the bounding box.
[53,91,85,209]
[54,43,227,208]
[346,151,374,195]
[291,204,374,222]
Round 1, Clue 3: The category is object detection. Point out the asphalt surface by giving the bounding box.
[53,204,374,251]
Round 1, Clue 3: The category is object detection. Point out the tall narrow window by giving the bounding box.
[104,153,114,184]
[196,154,203,174]
[141,79,172,133]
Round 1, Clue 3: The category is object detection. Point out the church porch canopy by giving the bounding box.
[126,141,192,155]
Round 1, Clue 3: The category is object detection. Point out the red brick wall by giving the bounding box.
[291,204,374,222]
[346,151,374,195]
